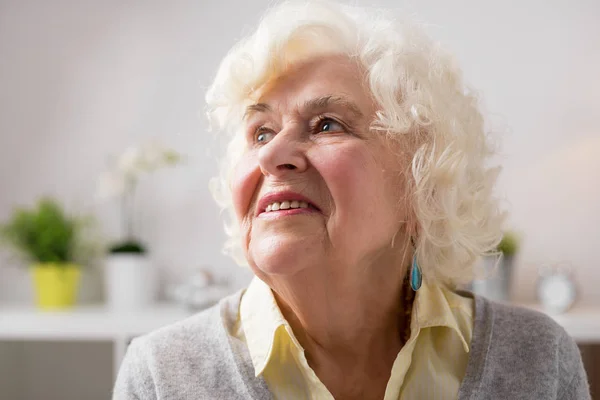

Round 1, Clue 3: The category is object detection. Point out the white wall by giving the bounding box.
[0,0,598,308]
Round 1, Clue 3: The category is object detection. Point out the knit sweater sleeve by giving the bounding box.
[112,338,157,400]
[557,329,591,400]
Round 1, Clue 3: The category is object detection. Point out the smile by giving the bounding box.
[257,191,320,216]
[264,200,310,213]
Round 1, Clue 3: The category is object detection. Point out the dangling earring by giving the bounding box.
[410,253,422,291]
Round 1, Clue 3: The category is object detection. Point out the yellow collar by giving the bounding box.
[240,276,472,377]
[410,281,472,352]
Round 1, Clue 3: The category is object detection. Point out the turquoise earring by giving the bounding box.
[410,253,422,291]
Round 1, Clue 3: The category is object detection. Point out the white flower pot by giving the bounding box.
[104,254,155,310]
[471,255,515,303]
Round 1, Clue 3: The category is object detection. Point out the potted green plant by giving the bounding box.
[97,140,182,309]
[0,197,98,309]
[497,231,519,259]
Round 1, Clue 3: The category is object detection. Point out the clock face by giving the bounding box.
[538,274,576,314]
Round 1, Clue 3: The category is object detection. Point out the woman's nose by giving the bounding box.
[257,129,308,177]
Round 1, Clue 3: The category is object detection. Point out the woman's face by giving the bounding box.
[232,55,409,280]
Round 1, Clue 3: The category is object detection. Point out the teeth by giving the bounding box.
[264,200,310,212]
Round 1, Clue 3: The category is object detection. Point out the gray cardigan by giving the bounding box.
[113,290,590,399]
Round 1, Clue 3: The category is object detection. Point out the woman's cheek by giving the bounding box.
[231,152,262,222]
[314,144,375,198]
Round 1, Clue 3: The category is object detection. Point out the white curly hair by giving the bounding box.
[205,0,505,286]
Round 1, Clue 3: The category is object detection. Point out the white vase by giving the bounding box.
[104,254,155,310]
[471,255,514,303]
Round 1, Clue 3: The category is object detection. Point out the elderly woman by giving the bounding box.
[113,1,590,399]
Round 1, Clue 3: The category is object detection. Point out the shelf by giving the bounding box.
[1,302,599,344]
[517,304,600,344]
[0,303,192,341]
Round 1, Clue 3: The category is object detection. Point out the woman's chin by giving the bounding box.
[251,253,311,276]
[248,237,318,277]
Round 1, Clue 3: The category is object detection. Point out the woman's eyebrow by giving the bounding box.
[303,95,364,119]
[303,95,363,119]
[243,103,271,121]
[243,95,364,121]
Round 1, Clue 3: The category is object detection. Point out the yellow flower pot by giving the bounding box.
[31,263,81,310]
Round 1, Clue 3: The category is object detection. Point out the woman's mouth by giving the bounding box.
[257,191,321,216]
[259,200,320,218]
[264,200,309,212]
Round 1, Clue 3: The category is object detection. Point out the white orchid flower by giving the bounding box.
[97,140,182,200]
[96,140,183,249]
[96,171,128,200]
[118,146,146,177]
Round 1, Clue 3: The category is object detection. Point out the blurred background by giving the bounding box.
[0,0,598,399]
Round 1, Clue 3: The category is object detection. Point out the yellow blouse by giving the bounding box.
[235,277,473,400]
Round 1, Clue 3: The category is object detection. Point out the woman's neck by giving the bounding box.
[266,252,412,399]
[274,272,407,353]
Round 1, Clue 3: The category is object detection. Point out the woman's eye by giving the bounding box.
[255,129,275,144]
[317,118,344,133]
